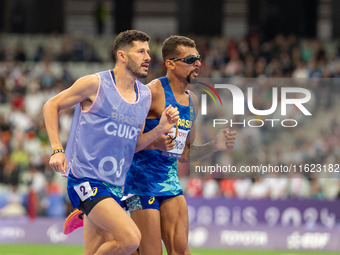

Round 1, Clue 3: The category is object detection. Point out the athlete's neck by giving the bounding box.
[113,67,136,91]
[166,74,188,95]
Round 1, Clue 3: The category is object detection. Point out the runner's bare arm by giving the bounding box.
[179,91,237,163]
[136,79,176,152]
[135,105,179,152]
[179,128,237,163]
[43,75,99,172]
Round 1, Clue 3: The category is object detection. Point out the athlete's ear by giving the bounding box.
[116,50,126,63]
[165,59,175,70]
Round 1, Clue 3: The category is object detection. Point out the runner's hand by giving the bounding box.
[149,131,176,151]
[50,153,67,173]
[214,128,237,151]
[159,105,179,133]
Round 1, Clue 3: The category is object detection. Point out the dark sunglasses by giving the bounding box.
[169,55,201,64]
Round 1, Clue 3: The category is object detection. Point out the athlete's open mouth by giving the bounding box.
[191,69,200,76]
[141,63,149,70]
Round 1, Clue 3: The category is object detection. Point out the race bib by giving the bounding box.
[74,181,93,201]
[162,127,189,158]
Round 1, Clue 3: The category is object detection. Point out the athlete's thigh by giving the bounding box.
[160,195,189,254]
[86,197,140,244]
[130,209,162,255]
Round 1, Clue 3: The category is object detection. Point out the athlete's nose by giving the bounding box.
[144,52,151,62]
[194,59,201,67]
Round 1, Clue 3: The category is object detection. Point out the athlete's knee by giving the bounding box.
[164,237,188,255]
[174,235,189,255]
[120,228,141,254]
[174,244,188,255]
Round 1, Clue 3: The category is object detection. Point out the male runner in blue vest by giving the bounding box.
[43,30,179,255]
[123,35,237,255]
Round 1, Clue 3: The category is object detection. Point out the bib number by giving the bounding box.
[162,128,189,158]
[74,181,93,201]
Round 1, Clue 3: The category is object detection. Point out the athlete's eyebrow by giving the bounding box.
[137,48,151,54]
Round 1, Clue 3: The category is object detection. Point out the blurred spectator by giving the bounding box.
[185,178,203,197]
[9,97,33,132]
[310,178,325,200]
[202,179,219,199]
[288,173,311,199]
[10,139,30,170]
[14,44,27,62]
[234,178,252,199]
[219,178,236,198]
[248,178,270,199]
[27,165,47,217]
[265,177,289,200]
[0,186,26,217]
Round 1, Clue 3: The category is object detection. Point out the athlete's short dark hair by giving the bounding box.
[162,35,196,62]
[113,30,150,55]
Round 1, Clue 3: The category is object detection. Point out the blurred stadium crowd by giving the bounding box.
[0,32,339,217]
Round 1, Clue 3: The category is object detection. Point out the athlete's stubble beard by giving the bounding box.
[186,68,200,83]
[126,55,149,79]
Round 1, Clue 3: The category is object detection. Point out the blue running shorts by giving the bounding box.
[125,191,183,212]
[68,173,124,215]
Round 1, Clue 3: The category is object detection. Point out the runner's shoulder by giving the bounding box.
[187,89,199,108]
[147,78,164,98]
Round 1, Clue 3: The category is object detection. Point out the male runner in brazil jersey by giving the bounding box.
[123,35,237,255]
[43,30,179,255]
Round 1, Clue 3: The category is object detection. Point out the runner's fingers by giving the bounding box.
[62,160,67,173]
[225,140,235,148]
[50,162,59,172]
[164,130,174,135]
[56,162,62,173]
[164,105,175,116]
[166,106,179,118]
[167,139,176,149]
[225,131,237,140]
[227,131,237,137]
[170,108,179,118]
[168,144,175,150]
[164,104,172,111]
[168,134,174,140]
[50,159,63,173]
